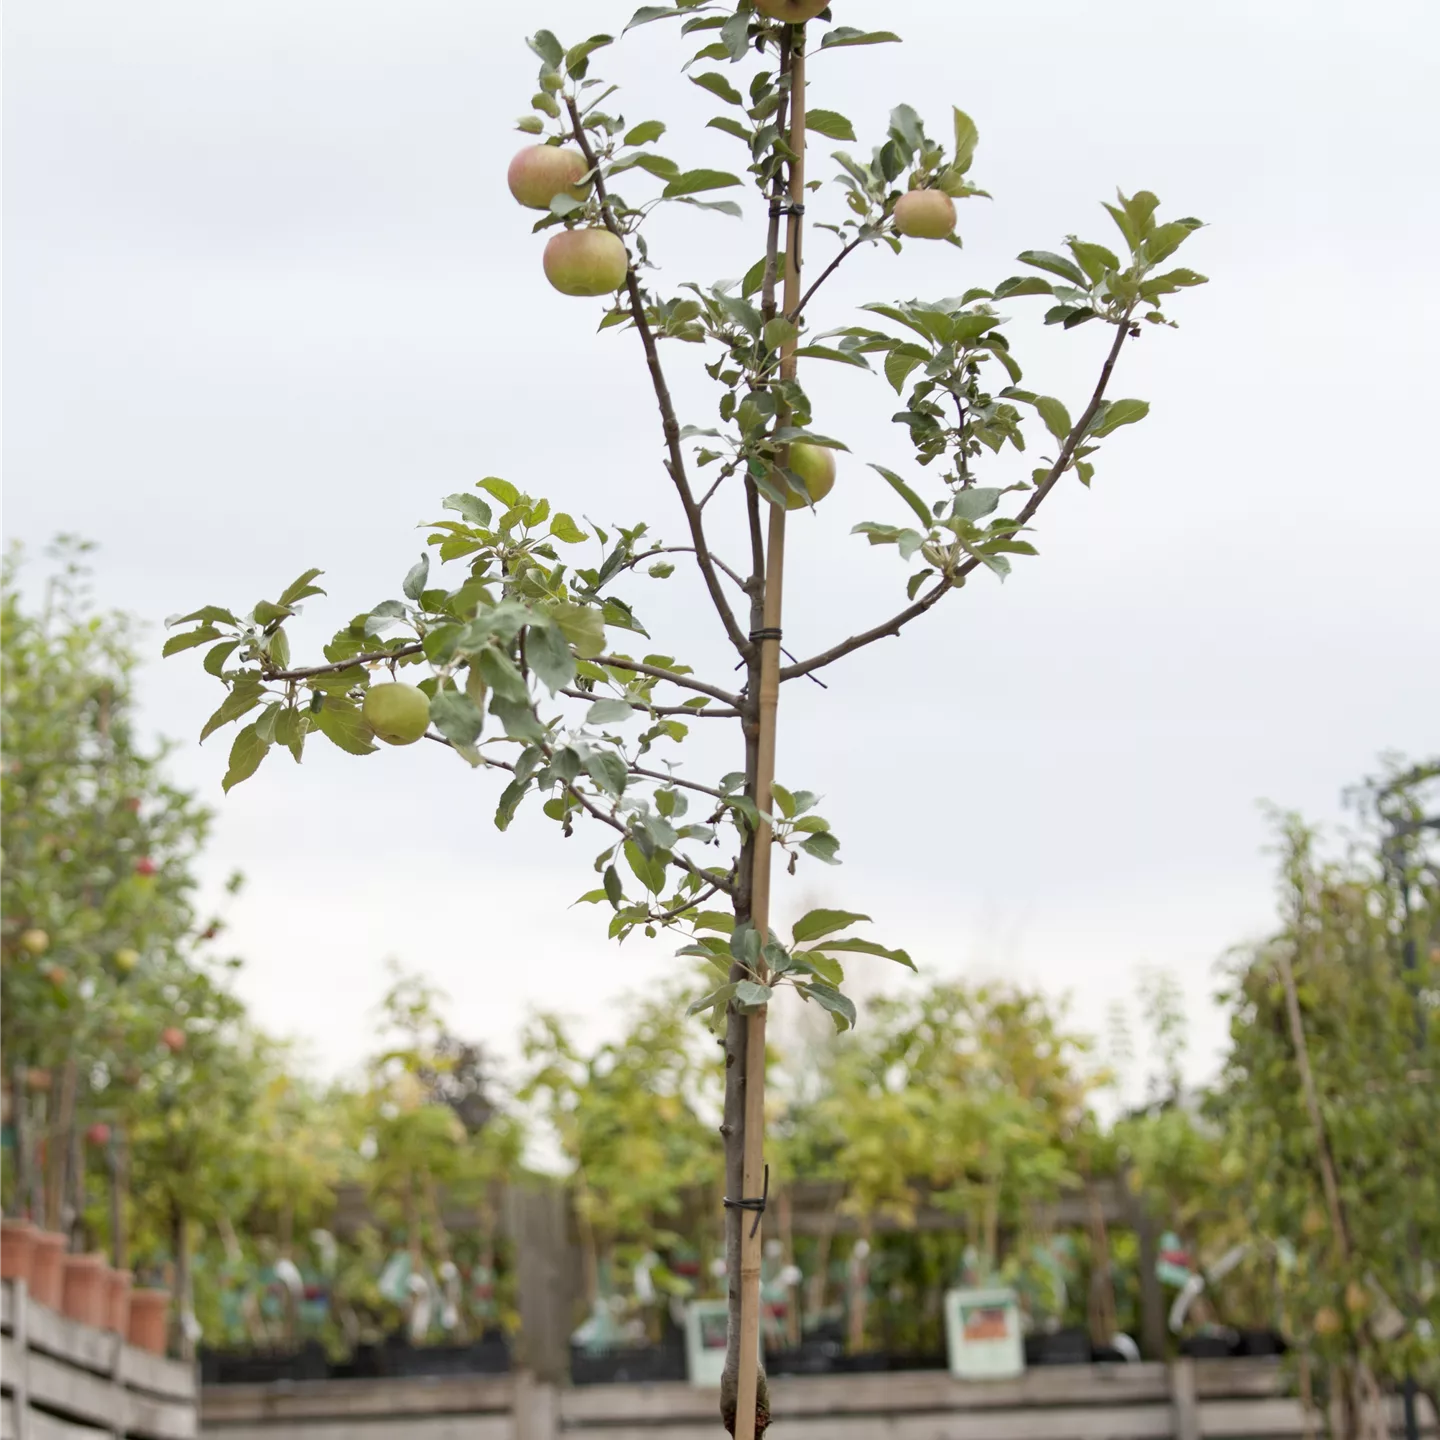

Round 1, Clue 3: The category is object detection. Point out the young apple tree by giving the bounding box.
[166,3,1206,1431]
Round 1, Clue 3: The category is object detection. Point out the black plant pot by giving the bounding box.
[200,1341,329,1385]
[377,1334,511,1378]
[1180,1330,1237,1359]
[1024,1328,1092,1367]
[570,1340,687,1386]
[1233,1328,1288,1358]
[326,1343,382,1381]
[766,1337,842,1376]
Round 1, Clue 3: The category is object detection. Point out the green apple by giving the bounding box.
[114,947,140,975]
[363,683,431,746]
[893,189,957,239]
[755,0,831,20]
[20,928,49,956]
[507,145,590,211]
[783,442,837,510]
[543,228,629,297]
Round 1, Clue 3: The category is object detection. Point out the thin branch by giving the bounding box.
[779,311,1136,683]
[631,765,727,800]
[559,687,739,719]
[788,234,869,326]
[565,96,751,662]
[631,545,747,592]
[649,882,722,925]
[596,654,741,707]
[266,643,423,682]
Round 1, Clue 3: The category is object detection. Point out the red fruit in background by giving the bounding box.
[86,1123,111,1146]
[123,797,142,813]
[134,857,156,877]
[160,1027,186,1053]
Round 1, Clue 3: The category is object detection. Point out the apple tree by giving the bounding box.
[164,3,1206,1429]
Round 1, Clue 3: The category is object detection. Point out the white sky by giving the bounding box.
[6,0,1438,1100]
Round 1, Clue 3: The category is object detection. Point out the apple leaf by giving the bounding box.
[549,513,588,544]
[310,696,378,756]
[663,169,742,198]
[802,981,857,1031]
[222,724,270,793]
[806,109,856,142]
[792,909,870,944]
[624,120,666,146]
[1088,398,1150,436]
[820,28,902,50]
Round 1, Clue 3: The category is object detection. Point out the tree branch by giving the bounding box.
[779,311,1136,683]
[559,687,739,719]
[788,234,870,326]
[631,545,747,592]
[597,654,741,707]
[565,97,752,662]
[649,882,722,925]
[265,643,423,683]
[630,765,727,800]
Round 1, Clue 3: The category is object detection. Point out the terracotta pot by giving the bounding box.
[29,1230,67,1309]
[62,1252,106,1327]
[127,1287,169,1356]
[1,1219,37,1284]
[106,1267,134,1334]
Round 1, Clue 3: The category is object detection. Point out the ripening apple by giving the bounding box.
[20,928,50,956]
[44,965,70,989]
[123,796,142,813]
[544,227,629,297]
[363,683,431,746]
[755,0,831,20]
[160,1026,186,1053]
[783,442,837,509]
[134,857,157,877]
[508,144,590,211]
[114,948,140,975]
[893,189,957,240]
[1314,1306,1341,1337]
[86,1123,111,1147]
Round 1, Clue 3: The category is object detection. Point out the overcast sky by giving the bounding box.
[6,0,1438,1099]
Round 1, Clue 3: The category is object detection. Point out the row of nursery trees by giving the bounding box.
[3,547,1437,1423]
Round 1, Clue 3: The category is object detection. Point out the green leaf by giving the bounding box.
[162,625,223,657]
[168,604,241,628]
[624,120,666,146]
[525,621,575,695]
[429,688,484,747]
[624,838,667,894]
[741,257,767,298]
[1146,219,1202,265]
[1067,238,1119,282]
[527,29,565,67]
[793,344,870,369]
[884,348,926,394]
[1017,250,1087,286]
[950,488,1002,522]
[690,72,743,106]
[199,677,265,743]
[804,981,857,1031]
[993,275,1055,299]
[951,107,979,175]
[550,602,606,658]
[491,696,546,743]
[1089,398,1150,436]
[805,109,856,142]
[583,749,628,796]
[820,27,901,50]
[402,553,430,602]
[706,115,752,144]
[869,464,933,529]
[763,316,797,350]
[222,723,270,793]
[311,695,378,755]
[252,600,293,628]
[548,513,589,545]
[687,983,738,1017]
[203,639,241,677]
[663,169,742,198]
[812,936,915,970]
[587,699,637,725]
[603,865,625,907]
[276,568,326,607]
[798,831,841,865]
[1035,396,1072,441]
[494,776,530,831]
[792,909,870,944]
[442,492,494,527]
[564,34,613,78]
[479,476,521,507]
[735,980,773,1009]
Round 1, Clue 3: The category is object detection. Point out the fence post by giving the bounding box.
[514,1371,559,1440]
[12,1279,31,1440]
[504,1182,577,1386]
[1170,1355,1201,1440]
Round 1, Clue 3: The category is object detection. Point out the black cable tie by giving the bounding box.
[749,627,783,644]
[722,1164,770,1238]
[768,201,806,218]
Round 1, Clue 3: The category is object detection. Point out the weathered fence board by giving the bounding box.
[0,1280,198,1440]
[196,1360,1439,1440]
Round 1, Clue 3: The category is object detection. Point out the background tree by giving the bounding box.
[1212,773,1439,1439]
[163,4,1205,1427]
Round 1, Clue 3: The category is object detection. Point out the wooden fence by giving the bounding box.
[1,1280,198,1440]
[198,1358,1439,1440]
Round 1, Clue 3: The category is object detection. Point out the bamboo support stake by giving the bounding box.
[734,33,807,1440]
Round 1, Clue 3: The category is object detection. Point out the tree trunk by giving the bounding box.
[171,1202,193,1360]
[10,1063,31,1219]
[109,1128,128,1270]
[846,1226,871,1355]
[778,1188,800,1347]
[720,26,806,1440]
[279,1198,298,1344]
[1085,1181,1117,1348]
[45,1057,78,1232]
